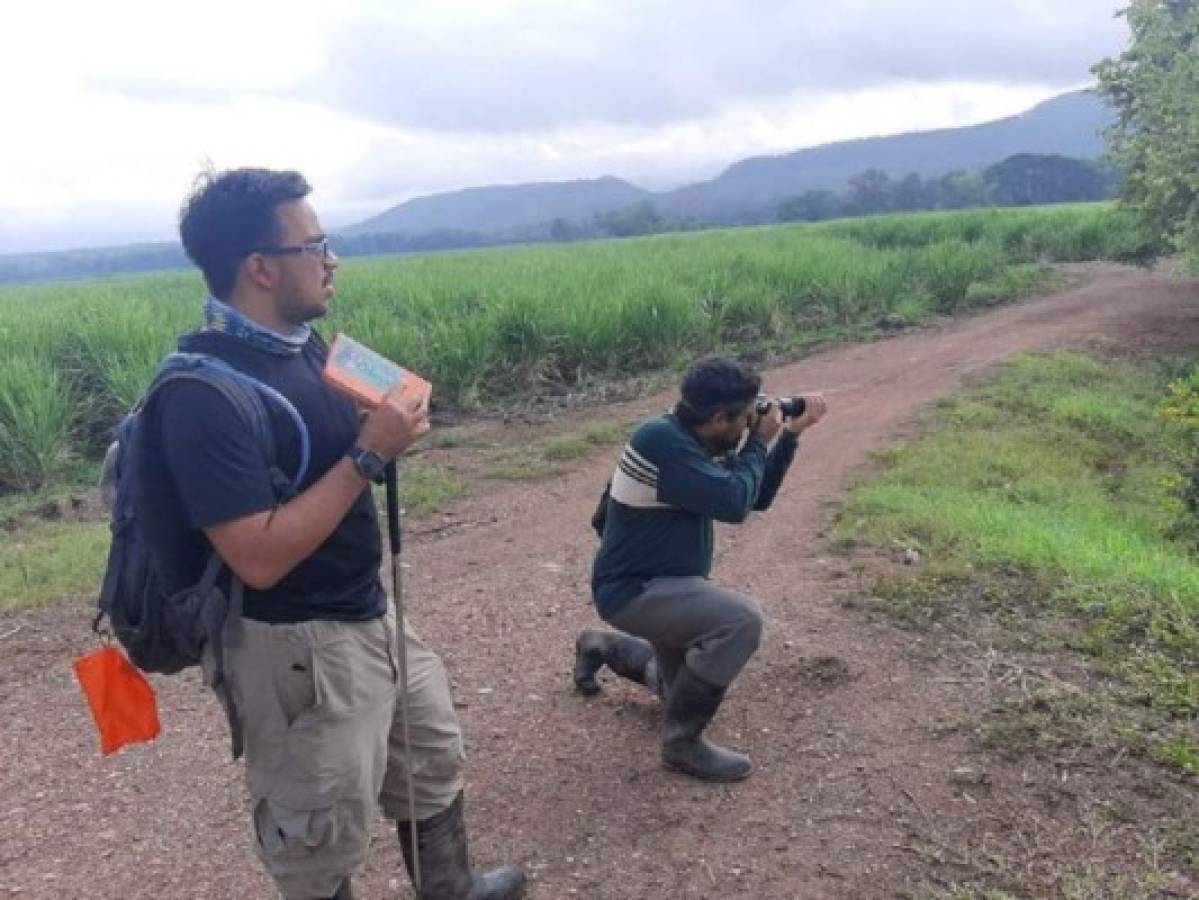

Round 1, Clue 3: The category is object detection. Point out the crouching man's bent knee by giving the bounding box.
[607,576,764,688]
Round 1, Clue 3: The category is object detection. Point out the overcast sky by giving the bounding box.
[3,0,1128,255]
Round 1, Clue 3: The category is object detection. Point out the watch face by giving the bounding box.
[354,447,386,479]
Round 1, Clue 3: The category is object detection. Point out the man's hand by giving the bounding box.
[785,393,828,434]
[357,385,431,460]
[752,401,784,444]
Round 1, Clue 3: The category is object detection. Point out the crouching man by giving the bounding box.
[575,356,827,781]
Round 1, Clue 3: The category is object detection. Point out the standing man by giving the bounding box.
[160,168,525,900]
[575,356,827,782]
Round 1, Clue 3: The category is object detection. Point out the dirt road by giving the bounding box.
[1,263,1195,899]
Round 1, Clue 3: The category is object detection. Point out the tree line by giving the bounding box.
[538,153,1117,242]
[775,154,1115,223]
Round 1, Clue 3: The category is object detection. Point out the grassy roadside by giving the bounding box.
[837,352,1198,897]
[0,467,109,610]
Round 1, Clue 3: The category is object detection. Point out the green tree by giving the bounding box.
[549,217,578,242]
[930,170,990,210]
[1095,0,1199,268]
[593,201,664,238]
[845,168,895,215]
[893,173,928,212]
[776,190,844,222]
[984,154,1112,206]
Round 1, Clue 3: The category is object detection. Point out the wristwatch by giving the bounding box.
[348,444,387,483]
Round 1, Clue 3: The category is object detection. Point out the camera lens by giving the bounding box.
[755,396,806,418]
[779,396,806,418]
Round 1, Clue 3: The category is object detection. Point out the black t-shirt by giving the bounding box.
[155,330,385,624]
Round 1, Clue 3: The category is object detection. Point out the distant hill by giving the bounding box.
[350,90,1112,235]
[658,91,1111,222]
[347,175,651,237]
[0,242,187,286]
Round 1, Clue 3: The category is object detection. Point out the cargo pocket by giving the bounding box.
[273,635,318,728]
[308,635,358,716]
[254,797,335,858]
[252,793,374,899]
[271,635,361,812]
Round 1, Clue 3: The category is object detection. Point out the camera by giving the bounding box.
[755,394,806,419]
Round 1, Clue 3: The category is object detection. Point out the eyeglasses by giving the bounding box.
[254,237,333,260]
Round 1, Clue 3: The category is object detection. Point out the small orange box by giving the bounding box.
[323,333,432,410]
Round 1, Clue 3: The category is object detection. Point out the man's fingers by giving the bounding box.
[399,388,423,410]
[383,387,430,421]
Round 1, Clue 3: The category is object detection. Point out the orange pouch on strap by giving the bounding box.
[73,646,161,755]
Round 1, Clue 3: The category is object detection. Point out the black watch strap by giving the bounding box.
[349,444,387,483]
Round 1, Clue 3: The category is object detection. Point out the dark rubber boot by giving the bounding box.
[573,629,657,696]
[661,666,753,782]
[397,792,526,900]
[328,877,353,900]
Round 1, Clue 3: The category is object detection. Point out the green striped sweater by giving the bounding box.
[591,414,798,619]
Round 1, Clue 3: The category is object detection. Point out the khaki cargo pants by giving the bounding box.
[223,607,465,899]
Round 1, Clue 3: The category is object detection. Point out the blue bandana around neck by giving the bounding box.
[202,295,311,356]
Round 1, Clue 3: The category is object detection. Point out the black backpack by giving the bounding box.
[94,351,309,754]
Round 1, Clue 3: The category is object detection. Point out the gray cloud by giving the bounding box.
[311,1,1127,134]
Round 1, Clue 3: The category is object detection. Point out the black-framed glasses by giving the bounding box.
[254,237,332,260]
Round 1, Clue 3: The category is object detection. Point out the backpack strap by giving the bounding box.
[309,328,329,357]
[150,352,311,496]
[194,550,246,759]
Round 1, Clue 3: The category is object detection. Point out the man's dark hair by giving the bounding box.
[674,356,761,426]
[178,167,312,299]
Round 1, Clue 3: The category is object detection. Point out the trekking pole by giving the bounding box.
[385,460,421,895]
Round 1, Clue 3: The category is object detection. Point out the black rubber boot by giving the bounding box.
[573,629,658,696]
[397,792,526,900]
[661,666,753,782]
[327,877,353,900]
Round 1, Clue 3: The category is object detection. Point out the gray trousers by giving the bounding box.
[224,608,465,900]
[604,576,764,690]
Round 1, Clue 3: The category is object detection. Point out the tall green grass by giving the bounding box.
[0,203,1159,490]
[824,203,1158,263]
[840,352,1199,610]
[0,356,74,488]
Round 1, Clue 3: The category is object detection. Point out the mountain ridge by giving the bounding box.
[352,90,1111,234]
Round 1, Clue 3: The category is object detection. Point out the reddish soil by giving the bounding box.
[1,263,1196,899]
